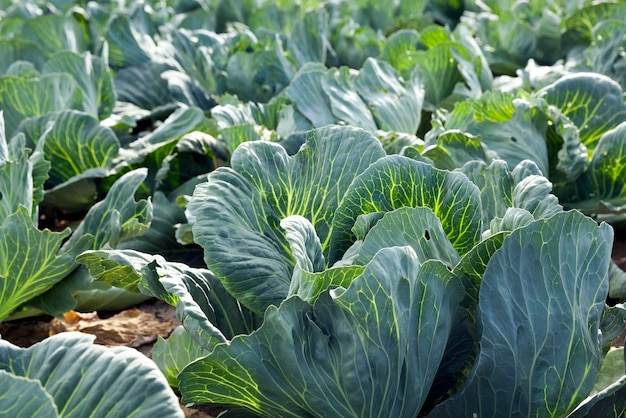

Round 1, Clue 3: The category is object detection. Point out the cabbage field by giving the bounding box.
[1,0,626,416]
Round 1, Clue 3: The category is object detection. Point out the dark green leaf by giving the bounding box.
[0,333,184,418]
[0,207,73,322]
[430,211,613,417]
[180,247,464,418]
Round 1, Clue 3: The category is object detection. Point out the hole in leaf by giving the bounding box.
[424,230,430,241]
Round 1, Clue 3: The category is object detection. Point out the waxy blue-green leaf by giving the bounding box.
[169,29,225,96]
[538,72,626,153]
[288,8,328,66]
[565,2,626,44]
[554,121,626,215]
[568,348,626,418]
[569,378,626,418]
[0,206,73,322]
[329,155,481,264]
[117,189,205,267]
[379,29,422,79]
[25,169,152,317]
[0,73,83,137]
[453,231,507,310]
[19,110,119,188]
[0,39,45,74]
[0,332,184,418]
[412,41,462,110]
[0,116,49,220]
[354,206,460,268]
[280,215,325,273]
[116,106,212,167]
[287,59,424,134]
[535,99,588,183]
[105,14,156,69]
[286,63,336,127]
[20,13,89,57]
[322,66,377,132]
[462,1,562,75]
[152,325,211,389]
[444,91,550,175]
[288,264,365,304]
[62,169,151,252]
[180,247,464,418]
[422,130,491,171]
[0,370,57,418]
[189,125,385,313]
[43,51,116,120]
[332,18,382,69]
[460,159,562,234]
[114,62,175,110]
[226,47,293,103]
[354,58,424,134]
[77,249,260,351]
[486,207,535,236]
[429,211,613,417]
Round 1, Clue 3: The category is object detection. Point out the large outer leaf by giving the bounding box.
[0,73,83,137]
[0,332,184,418]
[0,370,58,418]
[429,211,612,417]
[286,63,336,127]
[537,72,626,153]
[0,207,73,321]
[329,155,481,264]
[19,110,120,188]
[0,39,45,74]
[188,125,385,313]
[27,169,152,316]
[62,168,151,252]
[43,51,116,120]
[180,247,465,418]
[321,67,377,132]
[353,58,424,134]
[19,14,89,57]
[77,249,260,351]
[288,8,328,66]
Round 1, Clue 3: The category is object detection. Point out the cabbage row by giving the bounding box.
[1,0,626,417]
